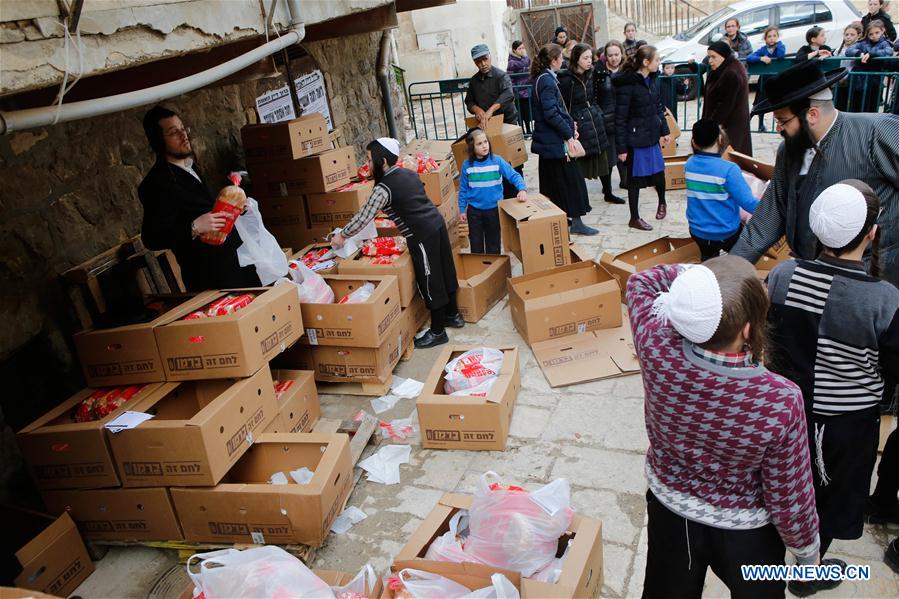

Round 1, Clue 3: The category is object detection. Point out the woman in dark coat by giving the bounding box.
[530,43,597,236]
[613,44,670,231]
[595,40,627,198]
[702,40,752,156]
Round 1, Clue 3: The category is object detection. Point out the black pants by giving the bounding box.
[691,229,742,262]
[518,98,533,134]
[409,224,459,331]
[873,426,899,507]
[643,491,786,599]
[466,206,501,254]
[502,165,525,201]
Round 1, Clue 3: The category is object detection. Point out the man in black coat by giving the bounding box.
[138,106,261,291]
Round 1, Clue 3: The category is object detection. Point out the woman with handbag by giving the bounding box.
[613,44,670,231]
[530,43,597,236]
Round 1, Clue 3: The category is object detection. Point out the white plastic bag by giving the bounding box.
[331,563,378,598]
[464,573,521,599]
[234,197,289,285]
[284,260,335,304]
[186,546,335,599]
[396,569,473,598]
[444,348,504,396]
[424,510,471,563]
[339,282,375,304]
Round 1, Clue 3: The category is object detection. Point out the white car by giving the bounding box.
[655,0,862,64]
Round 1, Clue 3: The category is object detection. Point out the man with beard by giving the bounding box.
[730,61,899,287]
[138,105,261,290]
[331,138,462,349]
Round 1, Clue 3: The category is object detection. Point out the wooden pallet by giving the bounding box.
[314,376,392,397]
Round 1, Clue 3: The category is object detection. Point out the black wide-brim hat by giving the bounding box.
[750,62,847,116]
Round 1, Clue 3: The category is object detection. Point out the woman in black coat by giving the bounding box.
[595,41,627,200]
[613,45,670,231]
[702,41,752,156]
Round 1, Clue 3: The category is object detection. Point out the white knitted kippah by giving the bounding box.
[375,137,400,157]
[809,183,868,249]
[651,265,723,343]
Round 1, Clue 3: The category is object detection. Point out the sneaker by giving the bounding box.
[787,558,846,597]
[445,313,465,329]
[604,193,626,204]
[414,329,449,349]
[866,497,899,525]
[570,221,599,236]
[628,218,653,231]
[886,538,899,574]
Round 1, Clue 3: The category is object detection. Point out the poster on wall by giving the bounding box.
[254,68,333,128]
[256,85,296,124]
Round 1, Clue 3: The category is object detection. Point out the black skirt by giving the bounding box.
[538,156,588,218]
[625,148,666,190]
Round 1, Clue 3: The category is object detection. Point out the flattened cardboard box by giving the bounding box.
[265,369,320,434]
[249,146,354,197]
[337,245,417,308]
[454,253,511,323]
[73,291,219,387]
[418,160,456,206]
[300,275,401,348]
[532,308,640,387]
[17,383,167,490]
[499,195,571,275]
[107,364,278,487]
[41,487,183,542]
[7,508,94,598]
[508,261,622,346]
[600,237,700,302]
[417,345,520,451]
[154,285,302,381]
[171,432,353,548]
[306,180,373,227]
[241,113,329,164]
[384,562,521,599]
[395,493,604,599]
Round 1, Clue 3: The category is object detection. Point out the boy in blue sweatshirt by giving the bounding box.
[685,119,759,261]
[458,128,527,253]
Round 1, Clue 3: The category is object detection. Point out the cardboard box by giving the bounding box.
[337,245,417,308]
[384,562,521,599]
[568,243,591,263]
[171,432,353,547]
[418,160,456,206]
[723,146,774,181]
[664,154,690,190]
[266,370,320,434]
[456,118,527,169]
[508,261,622,346]
[600,237,700,302]
[41,487,183,542]
[394,493,604,599]
[291,242,349,275]
[315,569,382,598]
[499,195,571,275]
[306,180,372,227]
[403,138,459,178]
[260,196,332,250]
[6,508,94,598]
[301,275,401,348]
[241,113,329,164]
[107,364,278,487]
[17,383,167,490]
[755,236,792,277]
[660,108,681,157]
[417,345,520,451]
[249,147,355,197]
[73,292,218,387]
[438,193,460,229]
[454,253,511,323]
[154,285,302,381]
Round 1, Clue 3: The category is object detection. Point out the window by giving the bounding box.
[778,2,817,29]
[814,3,833,23]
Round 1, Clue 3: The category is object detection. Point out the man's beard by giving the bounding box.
[372,161,386,182]
[167,149,193,160]
[781,118,816,164]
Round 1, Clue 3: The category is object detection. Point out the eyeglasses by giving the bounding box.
[164,127,191,138]
[773,115,797,128]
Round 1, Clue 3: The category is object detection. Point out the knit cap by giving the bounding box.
[708,40,732,59]
[809,183,868,249]
[651,265,723,343]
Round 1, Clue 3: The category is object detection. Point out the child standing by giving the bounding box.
[658,60,686,119]
[746,26,786,131]
[846,20,897,111]
[795,26,834,63]
[766,180,899,597]
[684,119,758,261]
[458,128,527,254]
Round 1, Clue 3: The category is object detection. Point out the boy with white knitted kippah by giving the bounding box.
[627,256,820,598]
[767,179,899,597]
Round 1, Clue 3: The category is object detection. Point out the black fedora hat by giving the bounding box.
[750,61,847,116]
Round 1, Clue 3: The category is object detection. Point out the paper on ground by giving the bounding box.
[330,506,368,534]
[104,411,154,433]
[391,376,424,399]
[370,394,401,415]
[358,444,412,485]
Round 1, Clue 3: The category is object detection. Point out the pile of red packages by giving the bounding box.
[182,294,256,320]
[74,385,148,423]
[399,152,439,174]
[362,236,407,257]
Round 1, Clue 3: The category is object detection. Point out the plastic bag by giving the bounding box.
[186,546,335,599]
[331,563,378,599]
[530,539,571,584]
[284,261,335,304]
[443,348,504,396]
[234,197,289,285]
[424,510,471,563]
[394,569,473,598]
[339,282,375,304]
[465,472,574,576]
[465,573,521,599]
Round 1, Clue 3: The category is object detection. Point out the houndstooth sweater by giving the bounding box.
[626,265,820,564]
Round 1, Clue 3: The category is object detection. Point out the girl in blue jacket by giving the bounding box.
[746,26,786,132]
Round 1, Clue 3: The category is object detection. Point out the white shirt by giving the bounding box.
[169,157,201,182]
[800,112,839,176]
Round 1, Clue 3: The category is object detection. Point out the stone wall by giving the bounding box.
[0,29,405,500]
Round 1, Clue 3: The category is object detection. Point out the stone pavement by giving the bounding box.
[74,130,899,598]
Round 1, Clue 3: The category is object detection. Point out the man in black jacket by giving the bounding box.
[138,106,261,291]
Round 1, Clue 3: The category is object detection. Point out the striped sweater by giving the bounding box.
[767,255,899,415]
[458,154,526,213]
[627,265,820,564]
[685,152,759,241]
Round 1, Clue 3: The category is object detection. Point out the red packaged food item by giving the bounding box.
[357,163,371,180]
[273,379,295,401]
[74,385,148,423]
[414,152,439,174]
[374,217,396,229]
[200,172,246,246]
[368,256,396,265]
[361,236,407,257]
[203,293,255,316]
[300,247,332,269]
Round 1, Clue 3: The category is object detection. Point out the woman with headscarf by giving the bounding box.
[702,40,752,156]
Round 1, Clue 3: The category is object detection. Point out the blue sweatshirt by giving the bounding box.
[685,151,759,241]
[746,41,786,63]
[458,153,526,213]
[846,38,896,58]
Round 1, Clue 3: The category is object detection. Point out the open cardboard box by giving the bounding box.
[266,369,320,434]
[248,146,355,197]
[568,243,591,263]
[177,568,383,599]
[4,507,94,598]
[17,383,168,490]
[722,146,774,182]
[403,138,459,178]
[241,113,329,165]
[300,275,401,348]
[600,237,700,302]
[383,562,521,599]
[40,487,183,542]
[457,116,527,169]
[153,285,302,381]
[337,242,417,308]
[107,364,278,487]
[508,261,622,346]
[305,179,373,227]
[418,159,456,206]
[454,253,512,323]
[170,432,353,547]
[394,493,604,598]
[499,195,571,275]
[291,242,352,276]
[417,345,520,451]
[664,153,691,190]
